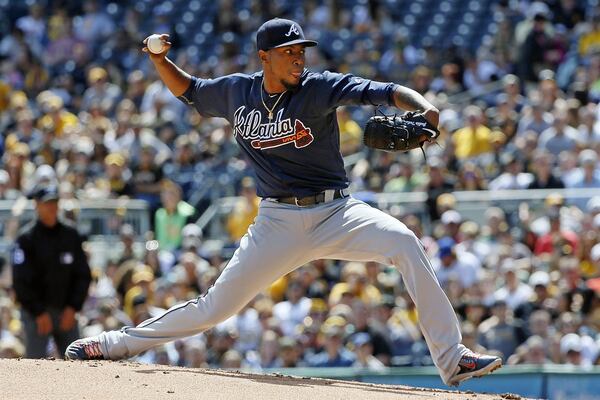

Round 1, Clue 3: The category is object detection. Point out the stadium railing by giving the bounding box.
[196,188,600,242]
[0,198,150,257]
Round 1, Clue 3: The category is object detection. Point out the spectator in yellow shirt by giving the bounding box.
[329,262,381,306]
[579,14,600,57]
[226,177,260,242]
[0,81,10,112]
[337,106,362,155]
[452,105,492,160]
[37,95,78,137]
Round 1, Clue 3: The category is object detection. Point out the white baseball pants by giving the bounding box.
[100,196,465,384]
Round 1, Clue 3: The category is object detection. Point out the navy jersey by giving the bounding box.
[179,69,397,198]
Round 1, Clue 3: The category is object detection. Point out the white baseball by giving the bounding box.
[147,34,165,54]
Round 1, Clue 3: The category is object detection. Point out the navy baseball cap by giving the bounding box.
[29,183,59,202]
[256,18,318,51]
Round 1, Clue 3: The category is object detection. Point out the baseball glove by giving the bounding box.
[363,111,440,153]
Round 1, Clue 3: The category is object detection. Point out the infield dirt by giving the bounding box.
[0,358,525,400]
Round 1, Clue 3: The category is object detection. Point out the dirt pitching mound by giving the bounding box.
[0,359,521,400]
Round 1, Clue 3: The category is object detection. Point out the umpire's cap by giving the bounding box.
[256,18,318,51]
[29,183,59,202]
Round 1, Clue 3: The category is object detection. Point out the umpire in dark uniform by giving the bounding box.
[12,183,91,358]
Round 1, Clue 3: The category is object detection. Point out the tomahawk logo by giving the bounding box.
[233,106,314,150]
[285,24,300,37]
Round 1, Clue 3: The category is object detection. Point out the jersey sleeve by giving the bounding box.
[313,71,398,112]
[177,75,232,118]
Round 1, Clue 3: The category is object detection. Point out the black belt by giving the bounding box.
[274,188,350,207]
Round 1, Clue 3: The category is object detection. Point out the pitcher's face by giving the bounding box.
[260,44,306,91]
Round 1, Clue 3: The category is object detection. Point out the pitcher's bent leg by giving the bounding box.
[385,227,466,384]
[313,198,465,384]
[100,205,310,359]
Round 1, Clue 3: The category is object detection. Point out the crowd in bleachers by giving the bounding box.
[2,0,600,372]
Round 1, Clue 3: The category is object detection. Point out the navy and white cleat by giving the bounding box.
[448,350,502,386]
[64,337,105,361]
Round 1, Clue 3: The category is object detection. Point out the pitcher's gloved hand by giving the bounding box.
[363,111,440,153]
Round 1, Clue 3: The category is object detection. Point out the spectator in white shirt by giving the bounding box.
[578,103,600,144]
[73,0,115,45]
[350,333,386,371]
[455,221,492,263]
[488,153,534,190]
[516,98,553,136]
[15,4,45,54]
[440,210,462,241]
[273,281,312,337]
[216,303,263,354]
[537,108,582,155]
[433,236,481,290]
[81,67,122,114]
[493,259,533,309]
[565,149,600,188]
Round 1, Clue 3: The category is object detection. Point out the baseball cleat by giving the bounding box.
[64,337,105,360]
[447,350,502,386]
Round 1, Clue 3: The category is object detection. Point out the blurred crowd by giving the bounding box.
[2,0,600,373]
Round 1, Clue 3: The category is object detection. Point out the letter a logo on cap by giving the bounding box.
[285,24,300,37]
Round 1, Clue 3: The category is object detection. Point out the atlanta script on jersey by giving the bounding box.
[233,106,314,150]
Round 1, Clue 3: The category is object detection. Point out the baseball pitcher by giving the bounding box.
[66,18,501,386]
